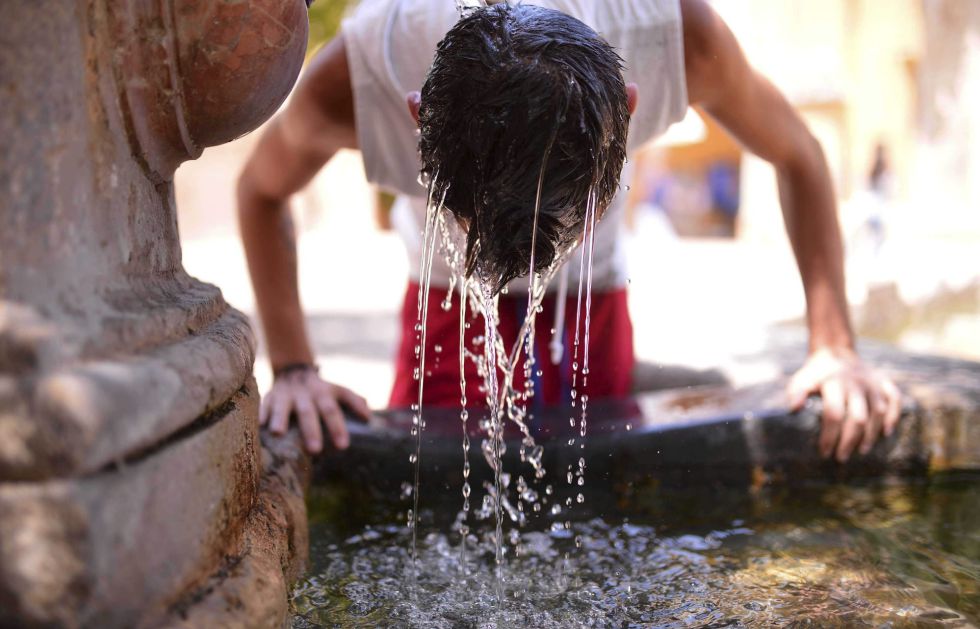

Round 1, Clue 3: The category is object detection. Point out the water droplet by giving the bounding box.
[409,453,417,464]
[577,493,585,503]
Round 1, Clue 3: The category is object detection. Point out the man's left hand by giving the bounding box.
[788,347,902,462]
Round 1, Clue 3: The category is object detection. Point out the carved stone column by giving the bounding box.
[0,1,308,626]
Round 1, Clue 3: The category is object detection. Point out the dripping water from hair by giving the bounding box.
[409,130,600,615]
[565,187,598,534]
[408,179,447,591]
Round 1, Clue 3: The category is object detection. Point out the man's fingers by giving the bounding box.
[294,395,323,454]
[787,360,823,411]
[269,392,292,436]
[819,379,845,458]
[259,394,271,426]
[859,388,884,456]
[836,387,868,462]
[786,374,811,411]
[316,395,350,450]
[882,379,902,437]
[869,387,888,424]
[336,386,372,421]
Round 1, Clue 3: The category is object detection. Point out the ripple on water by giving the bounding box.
[292,474,980,628]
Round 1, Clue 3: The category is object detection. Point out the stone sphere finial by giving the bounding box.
[109,0,309,181]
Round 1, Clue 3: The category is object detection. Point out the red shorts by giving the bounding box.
[389,282,634,409]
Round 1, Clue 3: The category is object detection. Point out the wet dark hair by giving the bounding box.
[418,3,630,293]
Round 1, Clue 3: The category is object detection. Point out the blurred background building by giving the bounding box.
[175,0,980,408]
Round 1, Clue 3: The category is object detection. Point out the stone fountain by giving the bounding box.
[1,1,310,626]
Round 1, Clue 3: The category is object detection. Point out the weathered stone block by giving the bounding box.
[2,1,308,622]
[0,382,260,629]
[0,0,308,482]
[158,432,311,629]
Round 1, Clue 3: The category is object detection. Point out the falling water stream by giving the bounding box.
[405,134,595,612]
[409,183,447,584]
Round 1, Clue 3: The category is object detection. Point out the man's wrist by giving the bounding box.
[273,362,319,380]
[807,315,855,354]
[808,339,856,358]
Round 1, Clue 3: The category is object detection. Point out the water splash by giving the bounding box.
[297,474,980,627]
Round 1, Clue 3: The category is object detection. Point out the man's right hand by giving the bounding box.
[260,369,372,453]
[239,35,364,456]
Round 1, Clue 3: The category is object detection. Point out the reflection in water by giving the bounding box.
[292,474,980,627]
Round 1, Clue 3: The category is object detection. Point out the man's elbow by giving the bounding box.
[236,166,282,224]
[778,126,829,183]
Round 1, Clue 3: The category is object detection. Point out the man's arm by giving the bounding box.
[238,35,369,453]
[679,0,901,461]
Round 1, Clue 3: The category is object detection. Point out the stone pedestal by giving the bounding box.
[0,1,309,626]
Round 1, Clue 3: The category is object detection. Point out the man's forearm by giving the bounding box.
[776,138,855,353]
[238,183,315,370]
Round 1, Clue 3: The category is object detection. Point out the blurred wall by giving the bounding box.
[915,0,980,219]
[710,0,924,242]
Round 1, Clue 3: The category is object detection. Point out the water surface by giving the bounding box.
[292,473,980,627]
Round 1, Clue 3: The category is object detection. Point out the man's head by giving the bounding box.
[413,4,631,293]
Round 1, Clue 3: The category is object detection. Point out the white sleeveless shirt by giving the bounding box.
[343,0,688,292]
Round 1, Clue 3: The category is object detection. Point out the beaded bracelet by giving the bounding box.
[273,362,319,380]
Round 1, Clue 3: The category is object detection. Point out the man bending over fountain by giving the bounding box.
[237,0,902,463]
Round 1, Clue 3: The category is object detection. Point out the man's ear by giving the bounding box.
[626,83,639,116]
[406,91,422,126]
